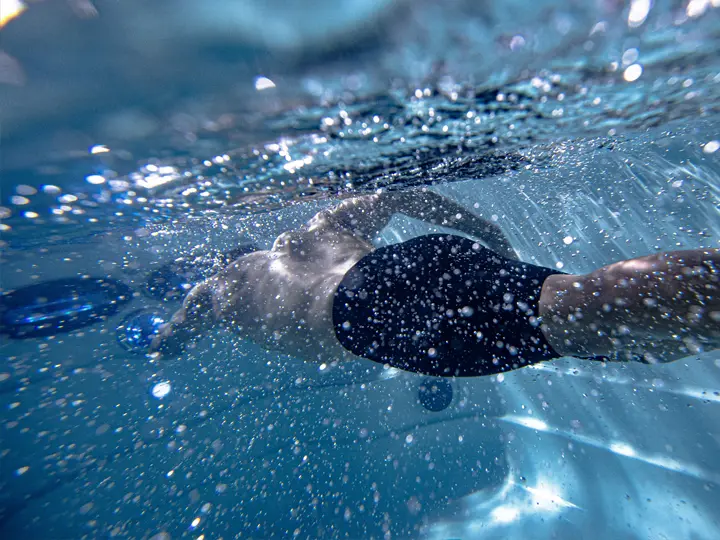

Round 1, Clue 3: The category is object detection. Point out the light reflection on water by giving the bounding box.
[0,1,719,539]
[2,0,720,233]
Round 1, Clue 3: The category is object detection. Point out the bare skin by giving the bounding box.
[151,188,518,362]
[152,188,719,368]
[540,249,720,363]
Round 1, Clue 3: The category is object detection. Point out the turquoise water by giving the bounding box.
[1,1,720,538]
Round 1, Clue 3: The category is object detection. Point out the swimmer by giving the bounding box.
[151,189,719,376]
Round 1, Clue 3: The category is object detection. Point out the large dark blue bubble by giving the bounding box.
[116,310,166,354]
[145,244,259,301]
[418,377,453,412]
[0,278,134,338]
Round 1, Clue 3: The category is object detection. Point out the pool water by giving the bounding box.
[1,1,719,538]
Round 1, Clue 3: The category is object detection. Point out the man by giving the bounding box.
[152,189,719,376]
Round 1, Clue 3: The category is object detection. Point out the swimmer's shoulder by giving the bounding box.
[212,249,274,285]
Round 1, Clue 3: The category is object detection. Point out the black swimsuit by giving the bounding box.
[332,234,564,377]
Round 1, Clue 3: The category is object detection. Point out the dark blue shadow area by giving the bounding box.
[0,278,133,338]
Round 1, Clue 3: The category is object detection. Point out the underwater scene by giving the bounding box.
[1,0,719,538]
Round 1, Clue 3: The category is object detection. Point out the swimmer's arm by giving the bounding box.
[540,248,720,360]
[388,189,519,259]
[150,281,216,357]
[320,190,518,259]
[309,194,395,244]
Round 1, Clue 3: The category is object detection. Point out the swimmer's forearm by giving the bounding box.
[452,214,518,259]
[435,209,517,258]
[395,190,518,259]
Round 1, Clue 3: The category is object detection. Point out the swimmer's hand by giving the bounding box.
[149,322,186,358]
[149,281,215,359]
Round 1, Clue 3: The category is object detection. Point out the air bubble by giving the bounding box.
[703,140,719,154]
[623,64,643,82]
[152,381,171,399]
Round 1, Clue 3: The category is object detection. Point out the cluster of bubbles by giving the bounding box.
[3,11,720,240]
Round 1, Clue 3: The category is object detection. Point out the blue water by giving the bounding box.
[1,1,720,538]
